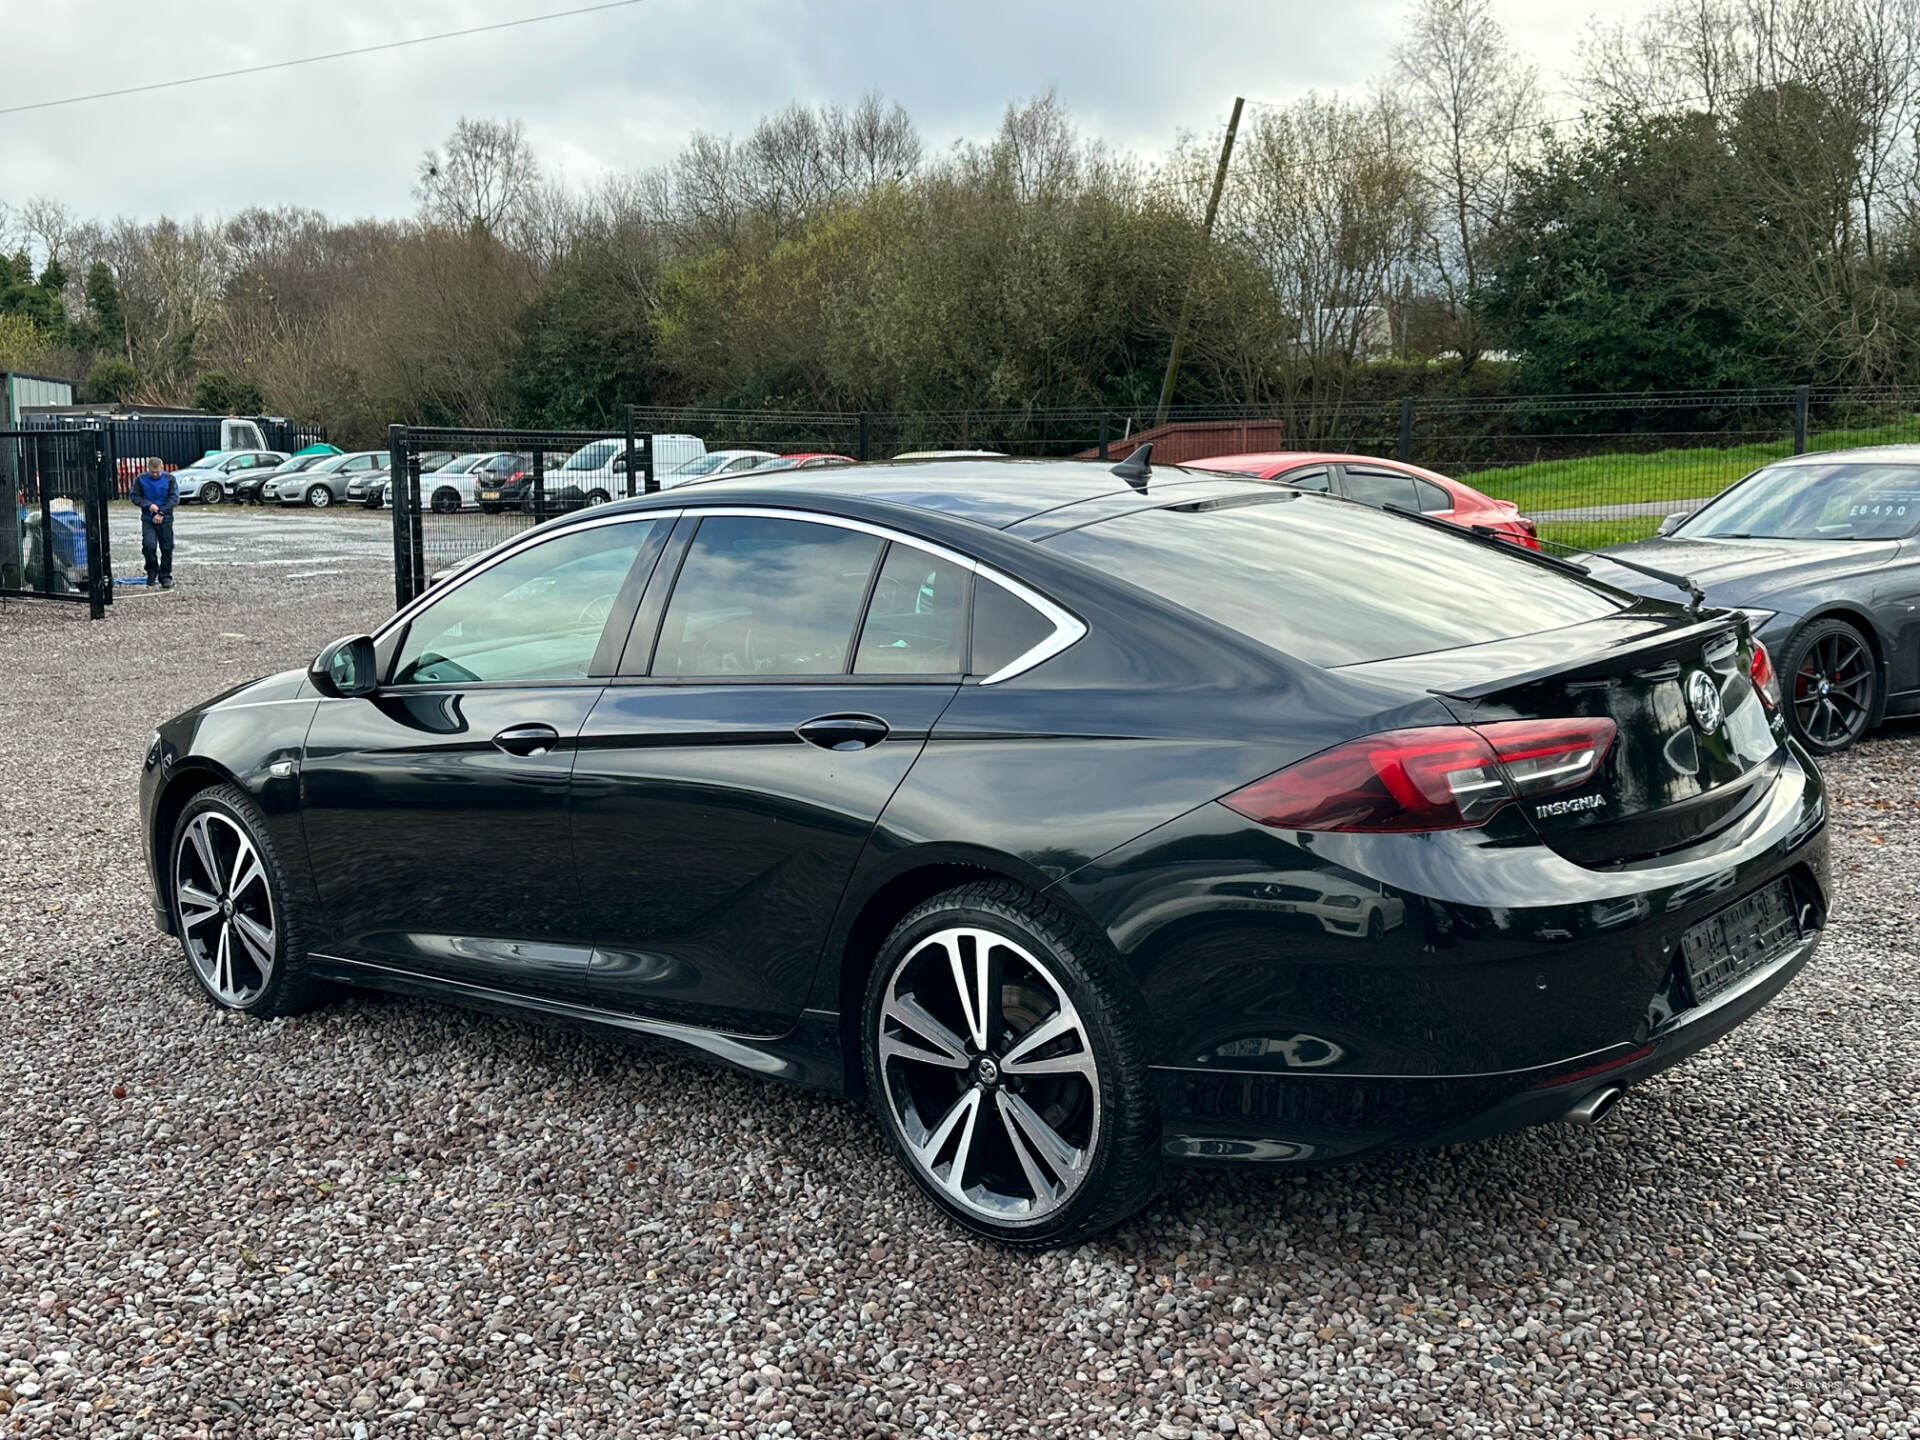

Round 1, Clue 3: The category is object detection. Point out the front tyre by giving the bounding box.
[200,481,225,506]
[305,484,333,509]
[862,881,1160,1247]
[1782,617,1878,754]
[170,783,327,1017]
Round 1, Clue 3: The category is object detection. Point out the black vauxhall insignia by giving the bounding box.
[140,456,1831,1245]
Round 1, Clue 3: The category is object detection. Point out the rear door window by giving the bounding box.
[1044,495,1623,666]
[652,516,883,676]
[854,543,971,674]
[1341,466,1420,511]
[1273,466,1331,493]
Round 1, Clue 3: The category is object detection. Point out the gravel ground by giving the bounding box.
[2,550,1918,1440]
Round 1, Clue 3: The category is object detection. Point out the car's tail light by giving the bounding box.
[1749,640,1780,711]
[1220,719,1617,834]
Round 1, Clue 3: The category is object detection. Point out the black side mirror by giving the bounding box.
[309,634,378,698]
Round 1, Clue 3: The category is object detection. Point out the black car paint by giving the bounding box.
[141,464,1830,1166]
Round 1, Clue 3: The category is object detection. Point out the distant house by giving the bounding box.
[1300,306,1395,362]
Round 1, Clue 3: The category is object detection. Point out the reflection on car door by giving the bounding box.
[571,513,968,1034]
[300,518,664,994]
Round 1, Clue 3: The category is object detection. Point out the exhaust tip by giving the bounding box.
[1562,1086,1624,1127]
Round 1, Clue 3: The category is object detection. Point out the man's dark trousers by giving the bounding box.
[141,511,174,584]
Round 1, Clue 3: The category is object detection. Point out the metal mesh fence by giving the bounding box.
[386,387,1920,602]
[3,427,112,617]
[389,425,655,606]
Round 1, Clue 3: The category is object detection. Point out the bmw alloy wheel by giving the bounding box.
[173,811,277,1006]
[877,925,1100,1225]
[1788,621,1875,752]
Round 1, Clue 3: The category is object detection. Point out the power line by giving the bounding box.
[0,0,651,118]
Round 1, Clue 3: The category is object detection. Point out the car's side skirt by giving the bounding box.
[307,954,846,1093]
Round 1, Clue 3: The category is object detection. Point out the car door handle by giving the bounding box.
[796,713,890,751]
[492,723,561,757]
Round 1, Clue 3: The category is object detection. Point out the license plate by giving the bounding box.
[1680,879,1799,1001]
[480,490,499,500]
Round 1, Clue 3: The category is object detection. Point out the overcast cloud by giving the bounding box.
[0,0,1655,224]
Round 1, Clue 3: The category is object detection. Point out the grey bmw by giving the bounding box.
[1590,445,1920,754]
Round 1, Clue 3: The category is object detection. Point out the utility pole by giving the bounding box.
[1155,96,1244,426]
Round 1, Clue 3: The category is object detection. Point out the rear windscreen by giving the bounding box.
[1044,494,1626,666]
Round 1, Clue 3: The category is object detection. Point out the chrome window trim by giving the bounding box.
[669,506,1087,685]
[375,510,669,643]
[376,504,1087,684]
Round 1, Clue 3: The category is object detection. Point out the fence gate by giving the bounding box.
[388,423,654,607]
[1,425,113,620]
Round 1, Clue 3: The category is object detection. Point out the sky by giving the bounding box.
[0,0,1660,225]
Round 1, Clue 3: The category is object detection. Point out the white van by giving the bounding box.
[551,434,706,503]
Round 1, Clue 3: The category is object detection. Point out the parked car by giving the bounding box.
[894,450,1006,460]
[1188,452,1540,548]
[172,450,289,505]
[347,452,460,510]
[236,453,328,505]
[1585,445,1920,754]
[748,453,859,472]
[141,456,1829,1246]
[266,450,387,508]
[662,449,778,484]
[479,453,591,515]
[548,435,709,506]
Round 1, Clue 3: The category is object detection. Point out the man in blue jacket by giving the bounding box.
[130,457,177,590]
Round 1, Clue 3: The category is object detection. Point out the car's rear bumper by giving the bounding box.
[1058,736,1830,1165]
[1151,922,1819,1164]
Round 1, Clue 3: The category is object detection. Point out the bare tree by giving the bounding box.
[822,92,921,189]
[416,117,542,235]
[1392,0,1539,363]
[17,196,82,268]
[1210,95,1428,419]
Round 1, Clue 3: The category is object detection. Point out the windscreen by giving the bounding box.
[1044,494,1625,666]
[1678,461,1920,540]
[562,440,620,471]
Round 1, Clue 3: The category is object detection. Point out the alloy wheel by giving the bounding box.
[877,926,1100,1225]
[1792,629,1872,748]
[201,482,224,505]
[307,485,332,509]
[174,811,277,1006]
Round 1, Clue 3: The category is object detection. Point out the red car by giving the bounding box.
[749,452,859,472]
[1187,452,1539,549]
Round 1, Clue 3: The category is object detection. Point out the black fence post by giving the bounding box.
[858,412,871,462]
[637,432,654,495]
[96,424,116,608]
[85,427,107,619]
[533,450,546,521]
[387,424,411,609]
[1792,385,1810,454]
[1397,396,1415,463]
[624,404,639,499]
[1098,412,1111,461]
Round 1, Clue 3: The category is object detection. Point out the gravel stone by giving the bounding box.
[2,543,1917,1438]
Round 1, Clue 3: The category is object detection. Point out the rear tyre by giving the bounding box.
[200,482,225,506]
[862,881,1160,1247]
[305,484,333,509]
[169,783,329,1018]
[1782,617,1878,754]
[585,488,611,507]
[431,488,460,514]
